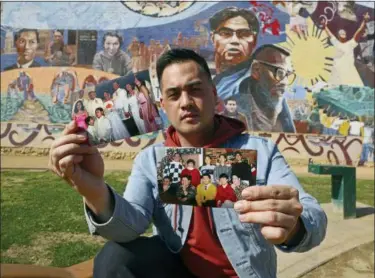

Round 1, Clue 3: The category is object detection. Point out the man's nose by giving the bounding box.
[180,91,194,108]
[25,41,31,50]
[229,33,241,44]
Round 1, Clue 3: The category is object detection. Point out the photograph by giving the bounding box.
[75,70,166,145]
[155,147,257,208]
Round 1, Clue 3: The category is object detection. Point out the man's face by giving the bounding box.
[162,178,170,190]
[160,61,217,136]
[236,153,242,162]
[113,83,119,90]
[104,92,110,99]
[79,90,84,98]
[211,16,257,66]
[187,162,194,169]
[181,177,190,187]
[173,154,181,162]
[232,175,240,186]
[89,91,96,100]
[219,155,226,164]
[53,31,63,43]
[225,100,237,113]
[104,36,120,57]
[16,31,38,63]
[253,50,293,103]
[219,177,228,185]
[95,110,103,118]
[202,175,211,185]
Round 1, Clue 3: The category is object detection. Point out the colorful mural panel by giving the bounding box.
[0,1,374,166]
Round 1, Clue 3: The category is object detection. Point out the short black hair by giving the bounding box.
[252,44,290,59]
[224,97,237,105]
[85,116,94,125]
[181,175,192,181]
[95,107,104,114]
[186,159,195,166]
[219,153,227,159]
[102,31,124,47]
[201,173,211,179]
[163,176,172,181]
[54,29,64,36]
[156,48,212,86]
[219,173,229,179]
[235,151,242,157]
[14,29,40,44]
[209,7,259,34]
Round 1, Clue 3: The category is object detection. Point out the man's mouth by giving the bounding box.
[180,112,199,121]
[226,48,241,54]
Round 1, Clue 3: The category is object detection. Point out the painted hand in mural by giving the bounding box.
[234,185,303,245]
[48,120,111,216]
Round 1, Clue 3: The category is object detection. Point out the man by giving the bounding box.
[49,48,327,278]
[195,173,217,207]
[217,44,297,133]
[176,175,196,206]
[215,173,237,208]
[220,97,249,129]
[163,152,184,184]
[4,29,40,71]
[231,174,249,201]
[84,88,104,118]
[213,153,232,184]
[231,152,252,186]
[159,176,178,204]
[44,29,75,66]
[209,7,259,74]
[94,107,112,143]
[180,159,201,187]
[112,81,140,137]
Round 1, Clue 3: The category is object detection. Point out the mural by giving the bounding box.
[1,1,374,166]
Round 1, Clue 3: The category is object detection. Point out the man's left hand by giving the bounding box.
[234,185,303,245]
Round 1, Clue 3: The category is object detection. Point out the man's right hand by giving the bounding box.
[49,120,112,216]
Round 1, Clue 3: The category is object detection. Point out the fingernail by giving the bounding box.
[234,202,244,212]
[238,214,246,221]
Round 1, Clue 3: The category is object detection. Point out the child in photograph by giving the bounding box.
[231,152,252,185]
[213,154,232,184]
[176,175,196,206]
[199,155,216,182]
[72,100,88,130]
[180,159,201,187]
[215,173,237,208]
[159,176,178,204]
[163,152,184,184]
[85,116,99,145]
[196,174,217,207]
[231,175,249,201]
[125,84,147,134]
[94,108,112,143]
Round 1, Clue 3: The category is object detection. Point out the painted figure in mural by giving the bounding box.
[103,91,130,141]
[4,29,41,71]
[125,83,146,134]
[7,80,21,100]
[219,97,249,130]
[127,37,142,73]
[286,1,310,39]
[134,78,159,133]
[359,21,375,73]
[209,7,259,74]
[51,70,77,104]
[321,12,371,86]
[359,119,374,166]
[94,107,112,143]
[84,88,104,118]
[112,81,140,137]
[16,71,33,100]
[139,41,150,70]
[44,29,75,66]
[92,32,132,76]
[72,100,88,130]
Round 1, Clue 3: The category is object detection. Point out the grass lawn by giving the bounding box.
[1,170,374,268]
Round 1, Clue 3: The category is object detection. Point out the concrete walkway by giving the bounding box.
[276,202,375,278]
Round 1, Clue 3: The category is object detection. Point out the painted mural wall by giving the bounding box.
[1,1,374,167]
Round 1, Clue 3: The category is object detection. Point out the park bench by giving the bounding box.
[308,164,356,219]
[1,259,93,278]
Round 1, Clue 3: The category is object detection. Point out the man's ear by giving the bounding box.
[160,97,166,113]
[250,61,261,80]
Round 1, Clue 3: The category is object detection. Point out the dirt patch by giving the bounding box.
[2,232,106,266]
[302,241,374,278]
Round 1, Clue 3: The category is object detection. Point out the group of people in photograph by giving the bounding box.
[72,78,162,145]
[159,151,257,207]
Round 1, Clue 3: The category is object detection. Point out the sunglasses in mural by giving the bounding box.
[156,147,258,208]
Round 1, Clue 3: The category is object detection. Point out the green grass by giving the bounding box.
[1,170,373,267]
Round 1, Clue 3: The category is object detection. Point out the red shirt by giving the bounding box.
[180,207,238,278]
[181,168,201,187]
[215,184,237,207]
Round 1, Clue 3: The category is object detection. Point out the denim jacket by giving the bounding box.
[85,134,327,278]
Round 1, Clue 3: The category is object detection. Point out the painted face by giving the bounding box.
[88,91,96,100]
[160,61,217,136]
[225,100,237,113]
[338,29,347,40]
[104,35,120,57]
[212,16,257,67]
[16,31,38,63]
[53,31,63,43]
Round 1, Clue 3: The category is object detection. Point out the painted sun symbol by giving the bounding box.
[278,18,336,87]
